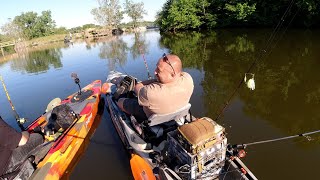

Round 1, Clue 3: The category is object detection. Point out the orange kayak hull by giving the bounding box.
[27,80,102,180]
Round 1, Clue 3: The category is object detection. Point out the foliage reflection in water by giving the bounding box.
[159,29,320,180]
[10,48,63,74]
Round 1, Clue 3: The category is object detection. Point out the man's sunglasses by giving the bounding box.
[162,53,176,75]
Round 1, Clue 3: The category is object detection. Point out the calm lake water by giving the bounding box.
[0,29,319,180]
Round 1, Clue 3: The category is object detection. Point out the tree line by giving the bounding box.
[0,0,147,41]
[156,0,320,32]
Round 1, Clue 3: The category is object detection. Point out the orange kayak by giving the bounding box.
[23,80,102,180]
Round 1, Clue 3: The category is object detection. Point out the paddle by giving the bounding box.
[0,75,25,131]
[130,154,156,180]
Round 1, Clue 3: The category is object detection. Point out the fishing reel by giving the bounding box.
[17,117,27,124]
[227,144,247,159]
[114,75,137,100]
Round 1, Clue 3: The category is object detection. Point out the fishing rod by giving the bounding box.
[0,75,26,131]
[138,43,152,80]
[214,0,297,121]
[233,129,320,149]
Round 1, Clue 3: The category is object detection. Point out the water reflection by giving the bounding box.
[237,38,320,136]
[160,30,320,139]
[130,33,149,59]
[225,35,255,53]
[99,37,129,70]
[84,36,116,50]
[160,32,212,69]
[10,48,63,74]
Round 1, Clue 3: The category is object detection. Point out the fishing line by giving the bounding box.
[234,129,320,148]
[0,75,25,131]
[214,0,297,121]
[263,4,302,61]
[261,0,295,58]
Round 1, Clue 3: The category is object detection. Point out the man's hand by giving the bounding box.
[18,131,30,146]
[134,82,144,95]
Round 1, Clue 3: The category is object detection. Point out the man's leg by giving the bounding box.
[117,98,131,114]
[117,98,147,123]
[5,133,44,173]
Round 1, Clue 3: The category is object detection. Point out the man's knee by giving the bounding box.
[117,98,128,113]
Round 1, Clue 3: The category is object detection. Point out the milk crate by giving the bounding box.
[168,130,227,180]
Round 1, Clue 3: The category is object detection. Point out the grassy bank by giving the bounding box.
[27,34,67,46]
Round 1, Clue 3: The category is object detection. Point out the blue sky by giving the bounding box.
[0,0,166,29]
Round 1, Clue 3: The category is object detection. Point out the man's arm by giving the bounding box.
[140,79,158,85]
[134,79,157,95]
[0,116,23,148]
[134,83,144,95]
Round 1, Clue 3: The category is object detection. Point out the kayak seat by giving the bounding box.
[45,98,95,120]
[148,103,191,127]
[147,103,191,138]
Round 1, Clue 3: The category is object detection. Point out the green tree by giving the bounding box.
[12,11,55,39]
[157,0,210,31]
[124,0,147,28]
[156,0,320,31]
[224,2,256,23]
[35,11,56,36]
[91,0,124,28]
[168,0,202,31]
[54,27,68,34]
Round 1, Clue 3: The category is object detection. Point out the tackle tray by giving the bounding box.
[177,117,225,154]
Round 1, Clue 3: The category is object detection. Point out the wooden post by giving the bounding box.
[1,47,4,56]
